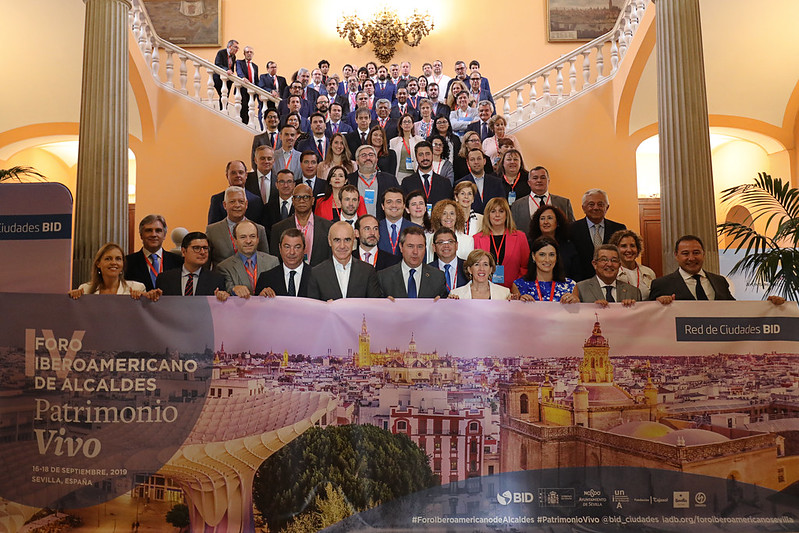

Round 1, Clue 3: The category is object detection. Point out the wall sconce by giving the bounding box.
[337,7,434,63]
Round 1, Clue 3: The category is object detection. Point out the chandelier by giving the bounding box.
[337,7,434,63]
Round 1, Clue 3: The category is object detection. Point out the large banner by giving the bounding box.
[1,293,798,532]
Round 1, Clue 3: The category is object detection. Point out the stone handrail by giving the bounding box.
[494,0,648,132]
[128,0,279,132]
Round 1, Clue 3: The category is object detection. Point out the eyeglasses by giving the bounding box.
[293,194,312,200]
[595,257,620,264]
[434,239,456,246]
[190,245,209,252]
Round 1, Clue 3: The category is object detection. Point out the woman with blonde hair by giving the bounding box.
[609,229,656,299]
[428,199,473,261]
[448,249,511,300]
[453,180,483,237]
[483,115,522,167]
[317,133,355,178]
[68,243,159,300]
[473,197,529,288]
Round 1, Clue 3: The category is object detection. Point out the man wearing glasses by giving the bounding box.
[429,227,468,291]
[269,183,332,266]
[156,232,229,299]
[576,244,641,306]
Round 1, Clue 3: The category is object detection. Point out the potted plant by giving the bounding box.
[717,172,799,301]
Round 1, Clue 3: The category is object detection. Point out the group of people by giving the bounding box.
[70,55,786,307]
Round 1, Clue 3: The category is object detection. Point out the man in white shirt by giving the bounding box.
[430,60,450,103]
[510,165,576,230]
[246,145,276,206]
[308,221,382,300]
[354,214,400,271]
[256,228,311,297]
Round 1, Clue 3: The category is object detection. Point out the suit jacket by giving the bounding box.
[125,249,183,291]
[390,103,419,121]
[297,135,330,158]
[245,170,278,206]
[428,258,469,290]
[378,262,449,298]
[473,230,530,288]
[431,102,451,119]
[216,251,280,292]
[377,218,419,255]
[456,173,505,214]
[235,59,258,84]
[213,49,235,82]
[254,263,312,297]
[262,194,295,232]
[205,218,270,267]
[569,217,627,282]
[466,119,494,141]
[251,130,282,168]
[274,148,303,181]
[401,171,453,206]
[373,80,396,103]
[449,280,510,300]
[510,193,576,232]
[278,99,313,120]
[258,73,287,97]
[308,258,383,300]
[346,171,400,219]
[345,129,370,158]
[207,189,264,225]
[649,270,735,301]
[330,94,351,116]
[269,215,332,266]
[371,118,399,141]
[577,277,642,303]
[325,120,352,137]
[353,249,400,271]
[156,267,225,296]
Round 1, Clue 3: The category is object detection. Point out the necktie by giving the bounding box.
[317,139,324,157]
[281,200,289,219]
[408,268,417,298]
[422,174,430,191]
[481,122,488,140]
[603,285,615,303]
[184,273,194,296]
[269,132,276,147]
[592,224,603,248]
[149,254,159,287]
[444,263,452,290]
[306,179,313,189]
[361,132,367,143]
[536,195,546,205]
[391,223,398,244]
[288,270,297,296]
[363,251,371,263]
[247,61,253,82]
[692,274,708,300]
[260,176,269,203]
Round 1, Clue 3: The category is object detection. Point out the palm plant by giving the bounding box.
[717,172,799,301]
[0,166,46,182]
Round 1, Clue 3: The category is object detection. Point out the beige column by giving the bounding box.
[655,0,718,273]
[73,0,132,287]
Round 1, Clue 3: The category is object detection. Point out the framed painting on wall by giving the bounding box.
[141,0,220,47]
[547,0,623,42]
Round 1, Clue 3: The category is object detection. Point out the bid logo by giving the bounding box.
[496,490,534,505]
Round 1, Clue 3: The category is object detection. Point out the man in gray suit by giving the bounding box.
[577,244,641,306]
[308,222,382,300]
[510,166,575,232]
[216,220,279,298]
[206,186,270,267]
[274,125,302,181]
[379,226,449,299]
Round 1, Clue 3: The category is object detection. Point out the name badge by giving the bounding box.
[492,265,505,285]
[508,191,517,205]
[427,203,433,215]
[363,189,376,205]
[405,157,414,170]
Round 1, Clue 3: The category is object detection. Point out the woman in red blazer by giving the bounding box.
[473,197,529,288]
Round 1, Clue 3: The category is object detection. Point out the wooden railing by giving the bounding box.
[128,0,280,131]
[494,0,649,132]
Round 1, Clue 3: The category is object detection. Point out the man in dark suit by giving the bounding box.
[255,228,312,297]
[429,227,468,291]
[216,220,279,297]
[371,99,399,141]
[569,188,627,282]
[156,232,229,299]
[650,235,736,304]
[251,109,281,168]
[510,165,576,230]
[309,222,382,300]
[261,169,296,232]
[296,151,327,202]
[401,141,453,206]
[466,73,495,111]
[208,160,264,225]
[456,149,505,214]
[278,82,313,119]
[377,188,418,255]
[235,46,258,124]
[326,103,352,137]
[125,214,183,291]
[466,101,496,141]
[296,113,330,158]
[345,106,373,156]
[354,215,401,271]
[213,40,238,109]
[296,68,319,112]
[390,86,419,121]
[427,83,450,118]
[577,245,641,306]
[269,183,332,266]
[379,226,449,299]
[347,145,400,219]
[373,66,396,103]
[257,61,286,108]
[246,146,277,219]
